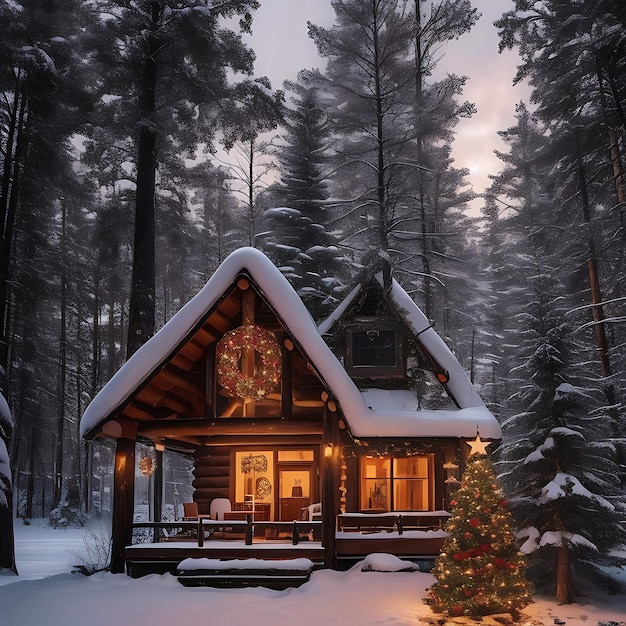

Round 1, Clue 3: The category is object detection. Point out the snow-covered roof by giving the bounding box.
[319,269,485,410]
[81,247,500,440]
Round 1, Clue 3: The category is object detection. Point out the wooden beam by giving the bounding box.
[142,374,205,417]
[192,325,217,346]
[138,418,323,438]
[170,352,195,371]
[151,448,164,541]
[217,291,242,317]
[101,419,139,439]
[322,402,340,567]
[205,342,216,420]
[123,400,176,421]
[242,288,255,325]
[282,341,292,420]
[205,309,231,332]
[135,385,192,415]
[158,365,204,399]
[180,339,205,361]
[199,434,323,447]
[241,289,255,417]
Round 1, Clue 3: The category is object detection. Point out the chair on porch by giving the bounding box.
[302,502,321,521]
[210,498,232,521]
[182,502,199,520]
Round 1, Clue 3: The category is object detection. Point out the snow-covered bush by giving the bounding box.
[49,482,86,528]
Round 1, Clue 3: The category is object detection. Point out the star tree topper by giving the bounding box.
[466,433,491,456]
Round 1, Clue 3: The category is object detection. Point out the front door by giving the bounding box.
[278,465,314,521]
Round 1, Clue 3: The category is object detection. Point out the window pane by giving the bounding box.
[352,330,395,366]
[394,456,432,510]
[394,479,429,510]
[360,457,390,511]
[394,457,429,478]
[277,450,314,462]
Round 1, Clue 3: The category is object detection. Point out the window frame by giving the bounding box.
[345,322,404,378]
[359,454,435,512]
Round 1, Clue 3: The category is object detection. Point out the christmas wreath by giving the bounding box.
[216,324,282,400]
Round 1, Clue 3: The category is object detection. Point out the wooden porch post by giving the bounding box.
[322,401,338,568]
[151,447,163,543]
[110,437,136,574]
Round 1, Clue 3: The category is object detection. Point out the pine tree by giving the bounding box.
[308,0,416,258]
[84,0,268,356]
[308,0,480,338]
[495,0,625,431]
[426,441,531,619]
[482,97,626,604]
[499,307,626,603]
[259,77,350,321]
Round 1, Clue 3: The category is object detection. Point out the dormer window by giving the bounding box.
[345,323,403,377]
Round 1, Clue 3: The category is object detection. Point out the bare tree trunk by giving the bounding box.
[574,132,613,382]
[595,57,626,208]
[556,542,574,604]
[91,266,100,397]
[0,94,27,379]
[54,204,68,506]
[126,1,160,357]
[413,1,432,318]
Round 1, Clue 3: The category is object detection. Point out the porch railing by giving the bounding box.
[337,511,450,534]
[131,519,323,547]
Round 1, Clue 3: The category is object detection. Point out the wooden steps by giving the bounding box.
[177,557,315,589]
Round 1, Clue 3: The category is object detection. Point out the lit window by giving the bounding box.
[360,455,433,511]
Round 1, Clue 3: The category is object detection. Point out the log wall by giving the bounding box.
[192,447,231,514]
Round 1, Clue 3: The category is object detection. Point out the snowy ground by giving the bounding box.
[1,519,626,626]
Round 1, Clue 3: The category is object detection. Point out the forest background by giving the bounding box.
[0,0,625,597]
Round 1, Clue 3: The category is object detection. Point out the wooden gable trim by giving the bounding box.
[87,267,337,441]
[87,284,243,438]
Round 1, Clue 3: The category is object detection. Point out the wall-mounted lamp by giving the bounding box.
[139,453,155,476]
[324,443,334,459]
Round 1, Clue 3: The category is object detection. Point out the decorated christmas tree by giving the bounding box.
[425,437,531,619]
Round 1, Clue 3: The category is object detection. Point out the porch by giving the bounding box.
[125,519,326,578]
[124,512,449,577]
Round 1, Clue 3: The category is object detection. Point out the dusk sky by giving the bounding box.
[243,0,530,215]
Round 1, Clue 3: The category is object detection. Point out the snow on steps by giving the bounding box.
[177,557,315,589]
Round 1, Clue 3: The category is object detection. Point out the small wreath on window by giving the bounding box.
[216,324,282,401]
[256,477,272,499]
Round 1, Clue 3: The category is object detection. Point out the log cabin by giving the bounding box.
[80,247,501,578]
